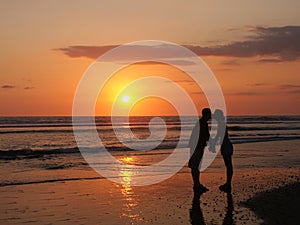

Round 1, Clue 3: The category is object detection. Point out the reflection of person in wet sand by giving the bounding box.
[188,108,211,194]
[189,193,206,225]
[213,109,234,193]
[222,193,235,225]
[189,189,235,225]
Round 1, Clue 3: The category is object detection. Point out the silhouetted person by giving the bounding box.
[188,108,211,194]
[222,193,235,225]
[213,109,234,193]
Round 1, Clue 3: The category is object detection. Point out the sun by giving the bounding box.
[122,95,130,103]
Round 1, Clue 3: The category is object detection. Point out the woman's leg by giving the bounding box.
[223,155,233,186]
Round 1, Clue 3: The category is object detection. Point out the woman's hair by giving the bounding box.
[214,109,225,121]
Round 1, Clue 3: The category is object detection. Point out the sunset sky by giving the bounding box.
[1,0,300,116]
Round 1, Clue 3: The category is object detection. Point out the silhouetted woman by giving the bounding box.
[214,109,233,193]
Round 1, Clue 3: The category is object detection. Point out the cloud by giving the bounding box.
[55,26,300,62]
[247,83,268,87]
[257,58,284,63]
[55,44,198,64]
[1,85,16,89]
[24,86,35,90]
[279,84,300,89]
[55,45,117,59]
[187,26,300,61]
[220,59,240,66]
[288,90,300,94]
[1,85,36,90]
[215,68,233,72]
[229,91,258,96]
[279,84,300,94]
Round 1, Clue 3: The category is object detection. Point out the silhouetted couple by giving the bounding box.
[188,108,233,195]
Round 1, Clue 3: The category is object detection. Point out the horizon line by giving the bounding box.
[0,114,299,117]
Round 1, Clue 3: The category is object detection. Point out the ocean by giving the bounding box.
[1,116,299,186]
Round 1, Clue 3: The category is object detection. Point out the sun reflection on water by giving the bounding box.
[119,157,142,222]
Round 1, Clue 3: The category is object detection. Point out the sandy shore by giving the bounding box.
[1,140,300,224]
[1,168,299,225]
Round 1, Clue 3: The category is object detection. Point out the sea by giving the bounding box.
[1,116,300,186]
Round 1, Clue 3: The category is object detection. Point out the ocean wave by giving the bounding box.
[0,148,80,160]
[1,134,299,160]
[0,142,180,160]
[230,136,300,144]
[228,126,300,131]
[1,124,299,135]
[0,124,188,134]
[0,177,103,187]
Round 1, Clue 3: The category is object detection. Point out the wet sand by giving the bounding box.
[1,140,300,224]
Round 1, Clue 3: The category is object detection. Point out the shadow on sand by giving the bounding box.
[242,181,300,225]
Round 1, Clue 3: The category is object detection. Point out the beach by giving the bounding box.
[2,1,300,224]
[1,140,299,225]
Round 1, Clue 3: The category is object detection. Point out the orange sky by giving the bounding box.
[0,1,299,116]
[95,62,208,116]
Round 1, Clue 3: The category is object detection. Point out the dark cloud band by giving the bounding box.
[1,85,16,89]
[55,26,300,62]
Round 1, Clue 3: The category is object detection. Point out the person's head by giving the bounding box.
[214,109,225,122]
[201,108,211,121]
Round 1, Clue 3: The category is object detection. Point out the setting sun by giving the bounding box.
[122,95,130,103]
